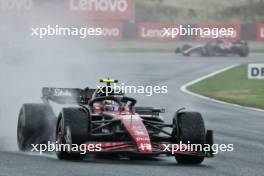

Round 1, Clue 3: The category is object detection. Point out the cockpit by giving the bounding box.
[89,79,136,114]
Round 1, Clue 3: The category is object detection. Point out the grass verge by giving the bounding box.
[187,64,264,109]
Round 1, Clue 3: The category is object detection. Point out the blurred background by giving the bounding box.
[0,0,264,52]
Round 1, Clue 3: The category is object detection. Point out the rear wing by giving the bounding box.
[42,87,96,104]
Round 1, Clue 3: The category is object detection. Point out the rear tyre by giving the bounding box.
[56,108,89,160]
[17,103,55,151]
[182,44,192,52]
[238,45,249,57]
[173,112,206,164]
[182,44,192,56]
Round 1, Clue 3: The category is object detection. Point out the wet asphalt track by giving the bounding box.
[0,53,264,176]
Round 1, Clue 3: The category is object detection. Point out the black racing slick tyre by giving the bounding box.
[56,108,89,160]
[17,103,55,151]
[182,44,192,56]
[238,45,249,57]
[174,112,206,164]
[182,44,192,52]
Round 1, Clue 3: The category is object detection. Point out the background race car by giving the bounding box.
[178,40,250,57]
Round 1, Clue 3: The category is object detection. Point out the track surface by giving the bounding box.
[0,53,264,176]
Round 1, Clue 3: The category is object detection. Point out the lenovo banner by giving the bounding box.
[92,22,124,40]
[138,23,180,41]
[0,0,34,11]
[256,24,264,41]
[66,0,134,20]
[196,24,241,41]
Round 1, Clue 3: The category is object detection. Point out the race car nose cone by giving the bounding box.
[120,114,152,153]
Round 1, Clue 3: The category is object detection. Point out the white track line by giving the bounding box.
[180,64,264,113]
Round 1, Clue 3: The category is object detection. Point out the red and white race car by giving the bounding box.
[17,79,214,164]
[178,39,249,57]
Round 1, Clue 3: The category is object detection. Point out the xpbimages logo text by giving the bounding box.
[96,83,168,96]
[162,25,236,39]
[31,141,102,155]
[30,141,234,155]
[31,25,103,39]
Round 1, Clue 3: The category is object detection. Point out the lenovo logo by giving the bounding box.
[0,0,33,10]
[69,0,128,12]
[66,0,134,20]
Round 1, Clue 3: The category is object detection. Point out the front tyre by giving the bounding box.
[17,103,55,151]
[182,44,192,52]
[173,112,206,164]
[56,108,89,160]
[238,45,249,57]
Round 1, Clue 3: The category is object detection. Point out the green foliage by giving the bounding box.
[188,64,264,109]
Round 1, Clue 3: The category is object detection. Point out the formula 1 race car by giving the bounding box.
[178,40,249,57]
[17,79,214,164]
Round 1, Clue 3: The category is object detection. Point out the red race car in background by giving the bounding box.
[177,39,249,57]
[17,79,214,164]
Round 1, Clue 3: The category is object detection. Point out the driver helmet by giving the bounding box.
[103,100,119,112]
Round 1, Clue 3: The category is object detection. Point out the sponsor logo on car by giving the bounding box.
[54,89,72,97]
[139,143,152,151]
[135,137,150,141]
